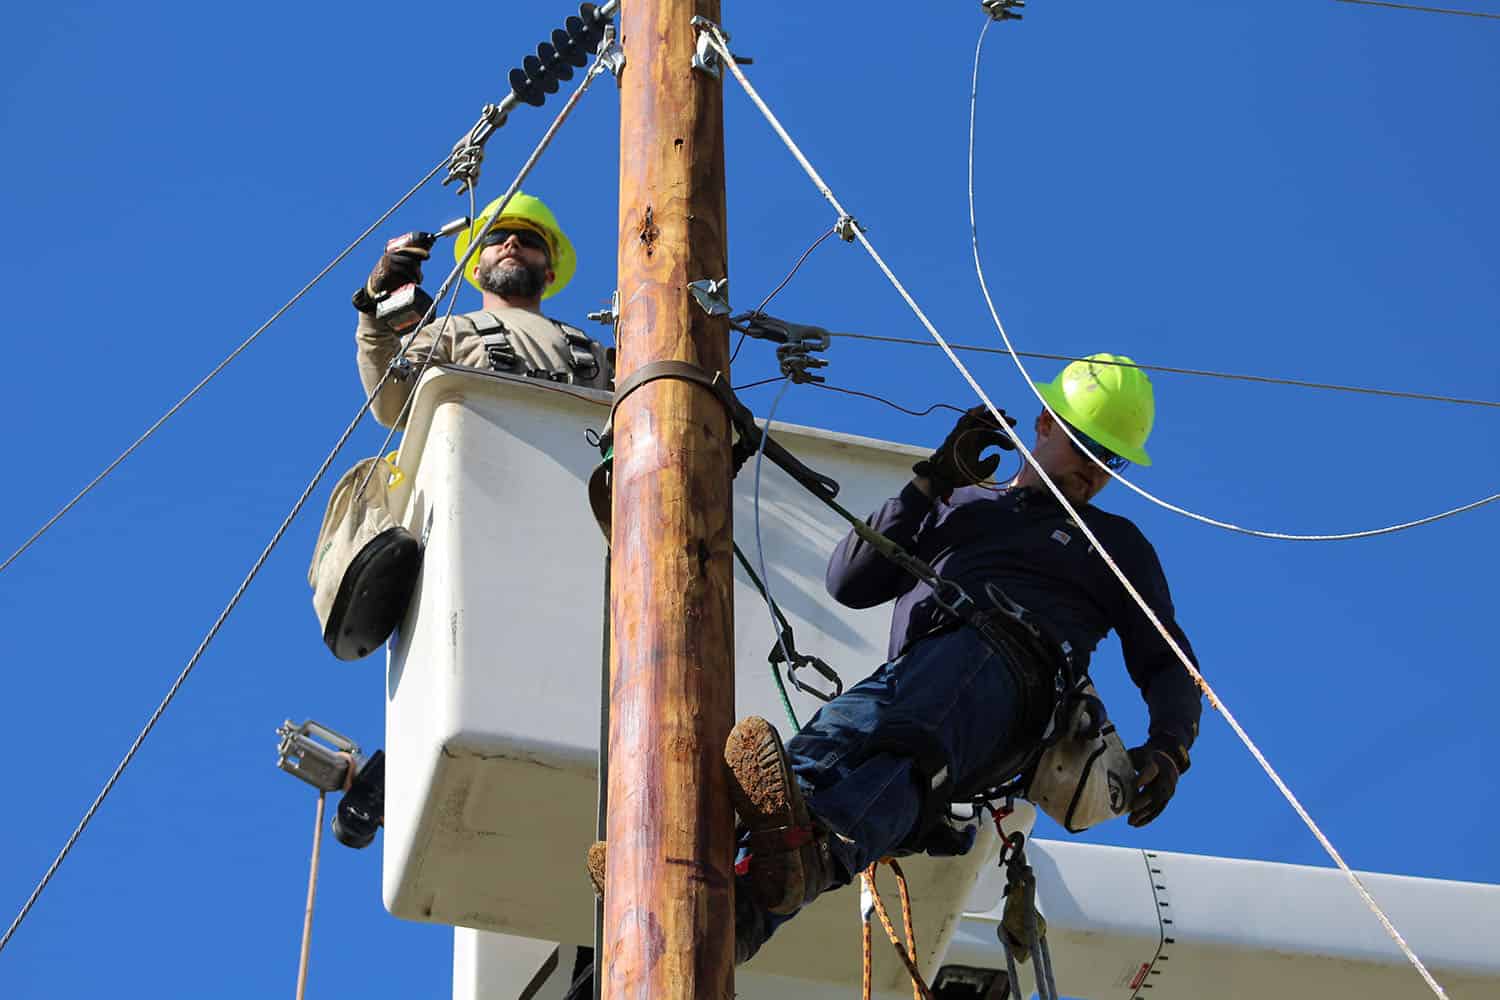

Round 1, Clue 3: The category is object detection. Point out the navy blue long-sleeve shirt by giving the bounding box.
[825,482,1202,751]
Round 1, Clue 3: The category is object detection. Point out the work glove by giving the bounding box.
[912,405,1017,499]
[352,247,429,315]
[1126,735,1190,828]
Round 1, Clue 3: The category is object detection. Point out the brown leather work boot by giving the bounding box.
[725,716,830,916]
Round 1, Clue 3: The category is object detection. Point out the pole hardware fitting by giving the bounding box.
[834,215,863,242]
[587,289,621,326]
[688,277,732,316]
[277,719,361,793]
[689,17,752,78]
[733,312,830,384]
[981,0,1027,21]
[596,21,626,80]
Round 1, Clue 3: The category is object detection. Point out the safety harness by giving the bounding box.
[469,312,601,385]
[587,360,1129,853]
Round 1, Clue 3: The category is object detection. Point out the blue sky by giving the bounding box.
[2,1,1497,997]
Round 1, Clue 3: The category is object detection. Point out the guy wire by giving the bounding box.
[0,156,450,581]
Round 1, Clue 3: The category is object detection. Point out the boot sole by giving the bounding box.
[725,717,814,916]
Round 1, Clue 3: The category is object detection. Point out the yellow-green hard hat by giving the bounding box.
[1036,353,1155,467]
[453,191,577,300]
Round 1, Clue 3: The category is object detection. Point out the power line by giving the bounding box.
[1334,0,1500,20]
[0,157,450,581]
[827,333,1500,411]
[705,19,1451,996]
[0,49,612,957]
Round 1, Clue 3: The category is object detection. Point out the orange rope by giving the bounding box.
[860,860,935,1000]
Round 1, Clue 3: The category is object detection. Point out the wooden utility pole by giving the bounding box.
[605,1,735,999]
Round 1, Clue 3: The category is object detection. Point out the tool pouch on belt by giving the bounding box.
[1026,682,1134,833]
[308,455,421,662]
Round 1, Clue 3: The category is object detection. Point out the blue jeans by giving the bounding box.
[788,624,1029,884]
[739,626,1030,951]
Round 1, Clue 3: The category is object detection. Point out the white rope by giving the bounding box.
[703,23,1450,999]
[963,24,1499,543]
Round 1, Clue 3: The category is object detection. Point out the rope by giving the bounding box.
[0,52,607,959]
[295,791,328,1000]
[963,23,1499,544]
[825,332,1500,411]
[0,156,449,581]
[707,23,1451,999]
[860,861,935,1000]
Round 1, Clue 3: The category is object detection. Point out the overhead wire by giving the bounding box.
[825,333,1500,411]
[0,50,610,957]
[731,224,840,364]
[1334,0,1500,19]
[0,156,450,581]
[962,25,1500,542]
[703,20,1451,998]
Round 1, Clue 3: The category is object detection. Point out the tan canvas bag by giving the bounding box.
[308,456,421,660]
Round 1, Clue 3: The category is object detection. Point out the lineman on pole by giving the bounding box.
[595,355,1203,963]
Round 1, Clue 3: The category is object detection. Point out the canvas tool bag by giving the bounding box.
[308,455,420,660]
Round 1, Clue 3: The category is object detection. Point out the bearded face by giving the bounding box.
[477,255,550,299]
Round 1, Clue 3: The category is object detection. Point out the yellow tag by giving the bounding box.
[382,451,406,489]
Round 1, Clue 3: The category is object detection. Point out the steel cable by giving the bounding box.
[1334,0,1500,19]
[824,332,1500,411]
[964,26,1499,543]
[0,53,609,957]
[705,21,1451,998]
[0,157,449,580]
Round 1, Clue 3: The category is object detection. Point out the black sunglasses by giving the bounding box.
[481,227,551,254]
[1064,422,1131,473]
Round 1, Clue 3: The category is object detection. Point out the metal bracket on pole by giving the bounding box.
[981,0,1027,21]
[688,278,731,316]
[588,289,621,326]
[689,17,725,78]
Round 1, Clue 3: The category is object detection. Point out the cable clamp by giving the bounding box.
[597,21,626,80]
[981,0,1026,21]
[277,720,361,793]
[690,16,727,78]
[734,312,830,383]
[445,99,516,193]
[834,215,863,242]
[688,277,732,316]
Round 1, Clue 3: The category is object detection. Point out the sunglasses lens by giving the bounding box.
[483,228,549,252]
[1069,425,1129,473]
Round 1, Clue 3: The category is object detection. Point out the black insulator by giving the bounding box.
[537,40,576,82]
[506,2,613,108]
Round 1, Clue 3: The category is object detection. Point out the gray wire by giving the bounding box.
[1,49,611,956]
[0,366,395,956]
[708,20,1451,996]
[356,57,610,496]
[752,377,798,722]
[1334,0,1500,18]
[0,156,450,580]
[825,333,1500,411]
[964,20,1500,543]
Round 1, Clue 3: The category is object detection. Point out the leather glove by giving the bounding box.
[913,405,1017,499]
[1126,736,1189,827]
[352,247,429,315]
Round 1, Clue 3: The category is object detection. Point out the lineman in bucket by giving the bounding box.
[353,190,613,425]
[594,355,1203,963]
[311,193,613,661]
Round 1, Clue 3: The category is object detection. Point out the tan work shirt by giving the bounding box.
[355,307,614,428]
